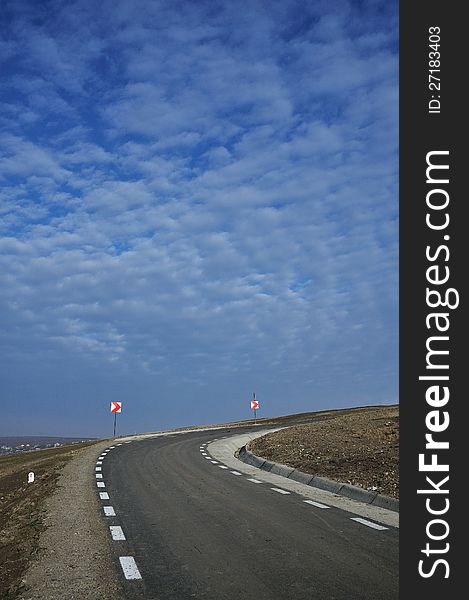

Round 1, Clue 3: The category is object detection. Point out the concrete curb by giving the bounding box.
[237,445,399,513]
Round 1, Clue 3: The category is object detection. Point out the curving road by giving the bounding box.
[97,428,399,600]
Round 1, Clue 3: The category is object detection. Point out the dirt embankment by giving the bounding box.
[0,442,98,599]
[249,405,399,499]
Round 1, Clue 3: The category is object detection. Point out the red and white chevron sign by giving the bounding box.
[110,401,122,413]
[250,400,259,410]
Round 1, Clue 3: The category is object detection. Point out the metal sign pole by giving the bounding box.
[110,401,122,437]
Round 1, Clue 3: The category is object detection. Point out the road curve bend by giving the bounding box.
[97,429,398,600]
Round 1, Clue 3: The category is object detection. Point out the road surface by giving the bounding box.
[98,428,398,599]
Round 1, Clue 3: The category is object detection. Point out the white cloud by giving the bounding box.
[0,0,398,435]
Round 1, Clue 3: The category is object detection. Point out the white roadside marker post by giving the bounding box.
[28,472,34,483]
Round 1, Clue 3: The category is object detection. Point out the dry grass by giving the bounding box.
[0,441,100,599]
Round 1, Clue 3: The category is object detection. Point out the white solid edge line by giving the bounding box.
[303,500,330,509]
[247,478,263,484]
[110,526,126,540]
[103,506,116,516]
[271,487,290,494]
[231,471,242,475]
[97,482,105,488]
[351,517,389,531]
[119,556,142,580]
[99,492,110,500]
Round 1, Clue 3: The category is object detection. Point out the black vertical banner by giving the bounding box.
[400,2,464,597]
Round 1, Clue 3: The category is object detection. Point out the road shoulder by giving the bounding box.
[209,430,399,529]
[20,442,124,600]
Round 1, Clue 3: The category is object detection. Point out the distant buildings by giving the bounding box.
[0,437,92,456]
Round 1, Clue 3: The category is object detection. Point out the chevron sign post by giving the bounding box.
[111,402,122,436]
[250,393,259,423]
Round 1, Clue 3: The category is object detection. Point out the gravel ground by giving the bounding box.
[249,405,399,499]
[19,442,123,600]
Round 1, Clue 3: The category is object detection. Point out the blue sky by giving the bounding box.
[0,0,398,437]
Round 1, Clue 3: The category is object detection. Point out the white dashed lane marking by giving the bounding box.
[231,471,242,475]
[119,556,142,580]
[97,482,105,488]
[96,467,102,471]
[96,473,103,479]
[103,506,116,517]
[99,492,110,500]
[96,461,103,465]
[247,478,263,484]
[110,526,126,540]
[210,460,218,464]
[351,517,388,531]
[204,456,211,460]
[271,488,290,495]
[218,465,228,469]
[303,500,330,509]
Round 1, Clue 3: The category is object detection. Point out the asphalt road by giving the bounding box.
[100,429,399,600]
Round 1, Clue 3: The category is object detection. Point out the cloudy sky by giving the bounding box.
[0,0,398,437]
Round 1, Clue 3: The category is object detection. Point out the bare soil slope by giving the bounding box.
[0,442,98,599]
[249,405,399,499]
